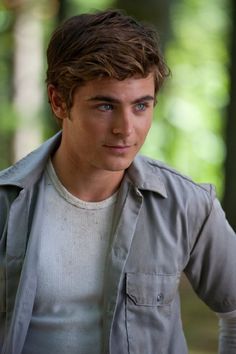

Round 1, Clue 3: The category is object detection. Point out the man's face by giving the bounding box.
[54,73,155,174]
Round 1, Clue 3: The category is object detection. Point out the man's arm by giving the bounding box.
[217,310,236,353]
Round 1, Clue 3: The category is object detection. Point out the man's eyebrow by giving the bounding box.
[132,95,155,104]
[87,95,120,103]
[86,95,155,104]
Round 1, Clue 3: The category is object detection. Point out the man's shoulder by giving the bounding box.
[131,154,216,201]
[0,132,61,189]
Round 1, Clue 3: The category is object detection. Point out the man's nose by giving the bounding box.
[112,110,133,136]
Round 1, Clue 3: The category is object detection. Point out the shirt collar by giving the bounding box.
[0,132,61,189]
[127,155,168,198]
[0,132,167,198]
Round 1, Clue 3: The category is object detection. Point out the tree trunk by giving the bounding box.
[58,0,69,22]
[114,0,172,48]
[13,4,44,162]
[222,0,236,231]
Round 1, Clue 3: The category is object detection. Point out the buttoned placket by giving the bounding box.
[102,180,143,353]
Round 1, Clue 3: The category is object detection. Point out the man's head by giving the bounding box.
[46,9,169,112]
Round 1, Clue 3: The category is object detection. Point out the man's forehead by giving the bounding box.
[74,73,155,99]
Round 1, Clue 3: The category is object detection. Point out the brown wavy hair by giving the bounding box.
[46,9,170,109]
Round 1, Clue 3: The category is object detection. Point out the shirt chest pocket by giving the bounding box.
[125,273,179,354]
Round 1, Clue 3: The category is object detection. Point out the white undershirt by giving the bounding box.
[23,160,118,354]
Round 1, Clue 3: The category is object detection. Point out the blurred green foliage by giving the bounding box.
[180,275,218,353]
[0,5,15,169]
[70,0,113,12]
[141,0,230,198]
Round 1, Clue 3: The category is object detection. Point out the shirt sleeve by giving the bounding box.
[217,311,236,353]
[184,192,236,313]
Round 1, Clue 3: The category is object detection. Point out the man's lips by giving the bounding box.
[103,144,134,152]
[104,145,132,148]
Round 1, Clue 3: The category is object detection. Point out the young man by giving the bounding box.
[0,9,236,354]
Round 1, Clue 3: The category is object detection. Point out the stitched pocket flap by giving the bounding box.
[126,273,178,306]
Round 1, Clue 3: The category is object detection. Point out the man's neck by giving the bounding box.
[51,148,125,202]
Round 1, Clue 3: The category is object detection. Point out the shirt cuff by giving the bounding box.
[216,311,236,354]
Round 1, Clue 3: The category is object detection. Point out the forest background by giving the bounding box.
[0,0,236,353]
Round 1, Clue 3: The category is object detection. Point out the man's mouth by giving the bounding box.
[103,144,133,153]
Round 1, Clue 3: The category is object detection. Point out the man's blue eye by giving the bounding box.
[98,104,113,111]
[136,103,147,111]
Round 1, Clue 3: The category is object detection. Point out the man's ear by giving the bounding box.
[47,84,68,120]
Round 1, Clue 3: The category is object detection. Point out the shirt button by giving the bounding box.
[157,293,164,302]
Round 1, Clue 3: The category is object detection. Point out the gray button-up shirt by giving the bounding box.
[0,133,236,354]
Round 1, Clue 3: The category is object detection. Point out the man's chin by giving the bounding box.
[102,160,133,172]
